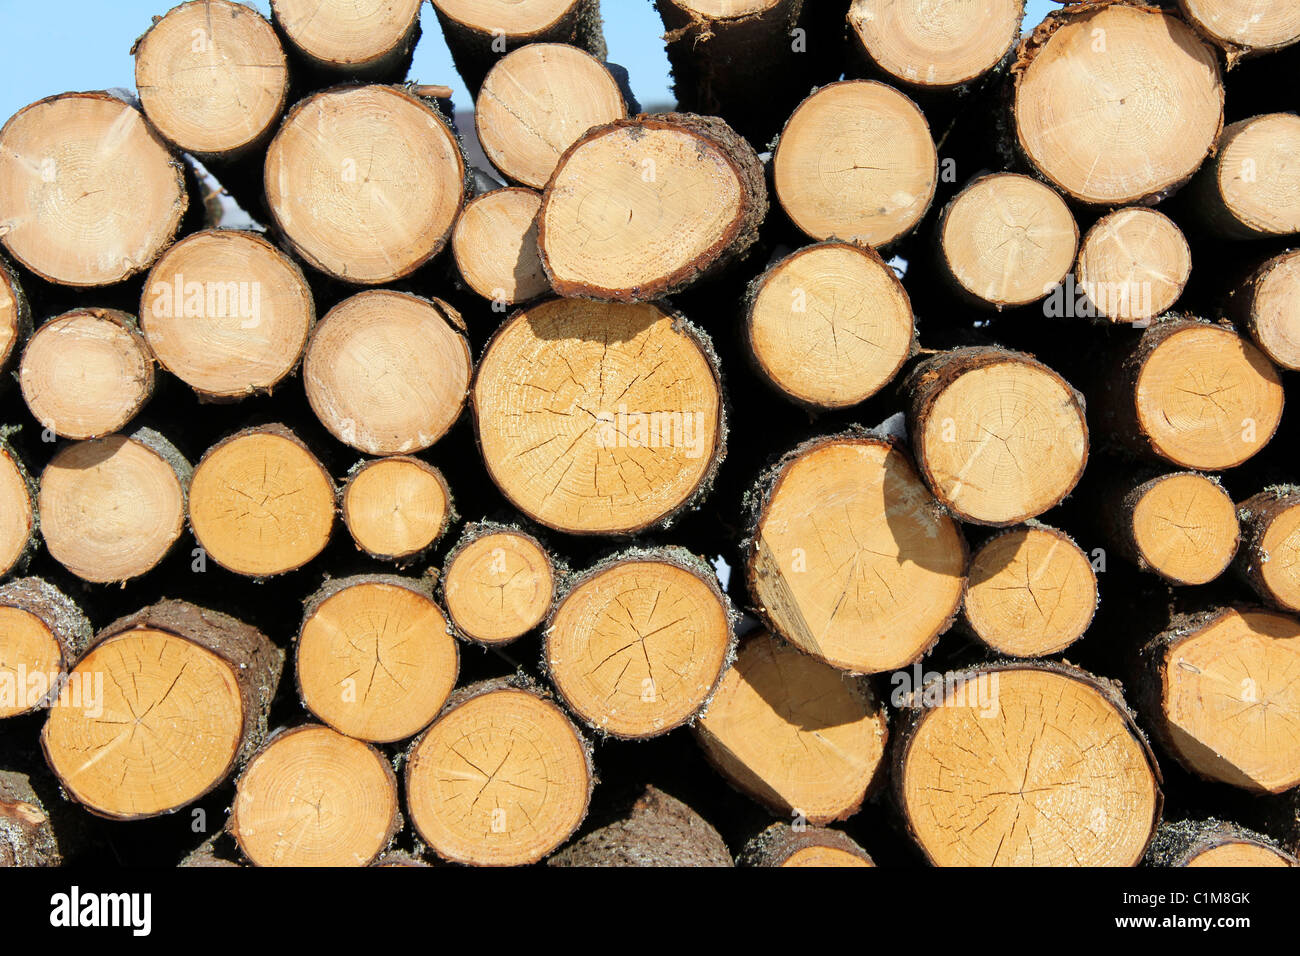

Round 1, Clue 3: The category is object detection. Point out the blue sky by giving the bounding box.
[0,0,1059,121]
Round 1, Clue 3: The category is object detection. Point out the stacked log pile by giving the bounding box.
[1,0,1299,868]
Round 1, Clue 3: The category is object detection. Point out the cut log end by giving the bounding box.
[452,188,550,305]
[1143,607,1300,794]
[848,0,1022,89]
[775,80,935,247]
[939,173,1077,309]
[1014,5,1222,205]
[1120,472,1239,586]
[0,578,92,718]
[908,348,1088,526]
[696,630,888,824]
[1149,818,1296,867]
[1179,0,1300,56]
[406,683,592,866]
[963,525,1096,658]
[141,229,315,400]
[746,242,913,409]
[742,822,874,868]
[0,444,35,579]
[271,0,423,74]
[538,112,766,301]
[305,290,471,456]
[443,528,553,645]
[545,551,732,739]
[748,436,966,673]
[232,725,399,866]
[43,602,282,820]
[1128,321,1284,470]
[189,426,335,577]
[20,308,154,439]
[1237,250,1300,370]
[473,298,723,535]
[264,85,465,284]
[1196,114,1300,239]
[1238,488,1300,612]
[297,577,458,743]
[0,92,187,287]
[39,433,188,584]
[897,664,1161,866]
[341,457,451,561]
[135,0,289,158]
[0,259,29,374]
[476,43,627,189]
[1076,208,1191,324]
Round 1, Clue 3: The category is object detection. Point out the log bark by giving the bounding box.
[188,424,335,578]
[1103,470,1240,586]
[961,522,1097,658]
[1095,315,1284,470]
[139,229,315,401]
[1011,2,1223,206]
[544,546,734,739]
[0,91,189,287]
[744,431,967,673]
[694,629,888,823]
[548,785,732,867]
[341,457,454,564]
[40,599,283,820]
[296,574,459,744]
[537,112,767,301]
[893,660,1163,866]
[472,298,725,536]
[38,429,190,584]
[0,768,62,866]
[19,308,154,439]
[0,578,92,719]
[905,346,1089,526]
[303,290,471,455]
[231,724,401,866]
[1146,818,1297,867]
[263,85,466,285]
[1136,606,1300,794]
[773,80,936,248]
[430,0,606,96]
[405,676,594,866]
[741,822,873,867]
[441,521,557,646]
[743,241,915,410]
[1236,487,1300,613]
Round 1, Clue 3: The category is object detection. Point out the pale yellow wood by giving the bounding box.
[1131,473,1238,585]
[1186,842,1293,867]
[0,447,32,578]
[783,846,873,867]
[433,0,582,34]
[1247,250,1300,370]
[444,531,553,645]
[342,458,450,560]
[452,188,550,304]
[774,81,935,246]
[273,0,422,66]
[1015,5,1222,205]
[0,607,60,718]
[1076,208,1191,323]
[1215,114,1300,237]
[1180,0,1300,52]
[848,0,1023,87]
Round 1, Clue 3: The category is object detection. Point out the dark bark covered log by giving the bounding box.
[0,768,62,866]
[548,785,732,867]
[741,822,873,867]
[40,600,283,820]
[892,660,1162,867]
[1145,817,1296,867]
